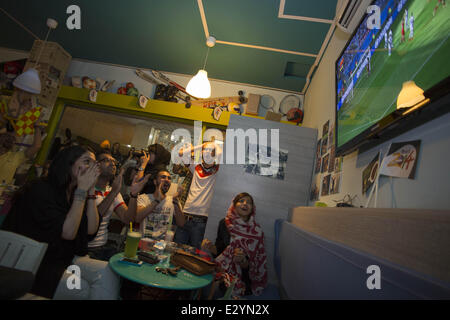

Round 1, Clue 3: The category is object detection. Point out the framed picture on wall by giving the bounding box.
[379,140,421,179]
[321,136,328,156]
[310,183,319,201]
[328,125,334,149]
[362,152,381,194]
[315,156,322,174]
[322,120,329,138]
[322,153,329,173]
[321,174,331,196]
[328,145,335,173]
[316,139,322,160]
[334,157,343,173]
[330,172,341,194]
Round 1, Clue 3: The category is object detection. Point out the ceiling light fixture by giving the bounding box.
[396,81,426,110]
[186,36,216,99]
[13,18,58,95]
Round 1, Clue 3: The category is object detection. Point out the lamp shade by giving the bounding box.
[396,81,425,109]
[13,68,41,94]
[186,70,211,99]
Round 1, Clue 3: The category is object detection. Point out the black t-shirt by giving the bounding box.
[2,179,93,298]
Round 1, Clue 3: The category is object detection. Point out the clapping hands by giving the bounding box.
[77,163,100,191]
[129,173,151,196]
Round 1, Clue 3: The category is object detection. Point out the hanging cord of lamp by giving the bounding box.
[33,19,58,69]
[186,36,216,99]
[9,14,58,95]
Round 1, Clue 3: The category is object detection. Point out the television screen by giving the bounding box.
[335,0,450,155]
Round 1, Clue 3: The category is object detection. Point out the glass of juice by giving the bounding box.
[124,230,142,258]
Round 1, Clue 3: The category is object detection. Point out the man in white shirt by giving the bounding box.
[174,141,221,249]
[87,151,150,261]
[135,169,184,240]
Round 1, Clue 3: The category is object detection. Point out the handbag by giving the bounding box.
[170,249,215,276]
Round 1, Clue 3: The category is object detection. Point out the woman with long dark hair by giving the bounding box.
[2,145,120,299]
[202,193,268,297]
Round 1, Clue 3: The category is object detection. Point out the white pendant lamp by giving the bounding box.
[186,36,216,99]
[186,70,211,99]
[13,68,42,94]
[12,18,58,95]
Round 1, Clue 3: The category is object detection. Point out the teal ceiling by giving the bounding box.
[0,0,339,93]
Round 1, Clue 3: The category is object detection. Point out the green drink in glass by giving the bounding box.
[124,231,142,258]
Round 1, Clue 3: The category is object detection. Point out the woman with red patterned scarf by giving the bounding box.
[212,193,268,297]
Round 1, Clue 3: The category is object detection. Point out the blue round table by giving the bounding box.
[109,252,213,291]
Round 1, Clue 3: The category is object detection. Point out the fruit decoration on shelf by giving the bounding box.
[117,87,127,95]
[71,76,82,88]
[82,77,96,89]
[126,82,135,89]
[127,87,139,97]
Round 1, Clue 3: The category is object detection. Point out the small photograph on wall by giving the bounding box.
[322,120,329,138]
[316,139,322,160]
[321,174,331,196]
[321,135,328,156]
[330,172,341,194]
[362,152,380,194]
[328,145,335,173]
[328,125,334,150]
[334,157,343,173]
[310,183,319,201]
[243,144,288,180]
[321,153,329,173]
[315,156,322,174]
[379,140,421,179]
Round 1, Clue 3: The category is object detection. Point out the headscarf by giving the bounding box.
[215,198,268,296]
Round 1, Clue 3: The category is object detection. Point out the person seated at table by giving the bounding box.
[201,193,268,298]
[135,169,185,240]
[87,151,150,261]
[1,145,120,300]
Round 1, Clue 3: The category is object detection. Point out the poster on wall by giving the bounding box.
[328,145,335,173]
[321,153,329,173]
[362,152,380,194]
[322,120,329,138]
[243,144,288,180]
[316,139,322,160]
[335,157,343,173]
[321,174,331,196]
[310,183,320,201]
[328,125,334,150]
[379,140,421,179]
[321,136,328,156]
[315,156,322,174]
[330,172,341,194]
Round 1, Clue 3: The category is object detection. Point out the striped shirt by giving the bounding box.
[88,185,125,248]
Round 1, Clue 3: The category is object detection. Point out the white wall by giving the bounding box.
[302,28,450,210]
